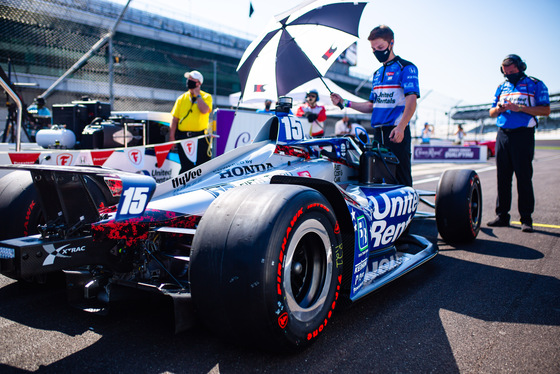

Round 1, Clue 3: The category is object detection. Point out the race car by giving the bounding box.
[0,98,482,351]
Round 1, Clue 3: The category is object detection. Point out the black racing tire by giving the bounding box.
[0,171,43,240]
[435,169,482,243]
[0,171,117,241]
[190,184,343,351]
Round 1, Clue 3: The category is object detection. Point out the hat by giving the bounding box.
[184,70,204,84]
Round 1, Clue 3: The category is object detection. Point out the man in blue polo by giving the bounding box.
[331,25,419,186]
[487,54,550,233]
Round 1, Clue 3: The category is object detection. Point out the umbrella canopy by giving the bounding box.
[237,0,367,103]
[229,77,369,118]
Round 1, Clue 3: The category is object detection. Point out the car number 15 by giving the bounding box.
[282,117,305,141]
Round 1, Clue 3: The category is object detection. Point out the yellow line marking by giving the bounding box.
[511,221,560,229]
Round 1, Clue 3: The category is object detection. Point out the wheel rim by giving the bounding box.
[470,182,481,229]
[283,218,333,323]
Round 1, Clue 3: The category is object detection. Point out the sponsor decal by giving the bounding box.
[322,46,337,60]
[373,91,396,104]
[357,215,368,251]
[182,139,197,164]
[151,168,173,183]
[171,168,202,189]
[368,190,417,248]
[334,164,343,182]
[297,171,311,178]
[9,153,40,164]
[340,142,347,157]
[350,189,419,296]
[414,146,480,161]
[43,243,86,266]
[363,254,405,285]
[278,312,288,329]
[219,162,273,179]
[235,132,251,148]
[90,150,114,166]
[254,84,266,93]
[334,221,340,235]
[56,153,73,166]
[154,143,174,168]
[127,148,143,166]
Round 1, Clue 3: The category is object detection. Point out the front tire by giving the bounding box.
[190,184,342,351]
[435,169,482,243]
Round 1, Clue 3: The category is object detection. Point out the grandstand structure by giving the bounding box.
[0,0,371,115]
[449,93,560,138]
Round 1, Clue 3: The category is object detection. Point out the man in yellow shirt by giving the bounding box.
[170,70,213,173]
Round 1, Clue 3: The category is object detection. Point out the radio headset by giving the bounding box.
[500,54,527,74]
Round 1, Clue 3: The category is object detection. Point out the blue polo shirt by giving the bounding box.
[492,75,549,129]
[369,56,420,127]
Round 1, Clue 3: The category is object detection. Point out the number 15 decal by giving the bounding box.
[120,187,150,214]
[282,117,304,141]
[115,175,156,220]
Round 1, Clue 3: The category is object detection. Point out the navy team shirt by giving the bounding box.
[369,56,420,127]
[492,76,549,129]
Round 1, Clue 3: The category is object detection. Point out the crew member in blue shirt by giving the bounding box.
[487,54,550,233]
[331,25,419,186]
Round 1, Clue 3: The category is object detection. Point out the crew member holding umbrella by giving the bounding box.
[169,70,213,173]
[331,25,419,187]
[296,89,327,137]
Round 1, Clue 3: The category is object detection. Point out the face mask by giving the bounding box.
[373,44,391,63]
[505,72,524,85]
[187,79,198,89]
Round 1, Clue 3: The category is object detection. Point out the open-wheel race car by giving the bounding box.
[0,98,482,351]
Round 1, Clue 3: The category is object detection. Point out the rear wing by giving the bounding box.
[0,165,155,238]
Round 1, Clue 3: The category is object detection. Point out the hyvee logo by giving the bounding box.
[172,168,202,189]
[42,243,86,266]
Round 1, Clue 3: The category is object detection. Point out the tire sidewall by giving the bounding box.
[264,197,342,348]
[436,169,482,243]
[0,171,42,239]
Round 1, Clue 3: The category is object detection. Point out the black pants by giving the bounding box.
[373,125,412,187]
[176,130,211,173]
[495,127,535,224]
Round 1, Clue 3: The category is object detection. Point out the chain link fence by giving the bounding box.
[1,0,244,114]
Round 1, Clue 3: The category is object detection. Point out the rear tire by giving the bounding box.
[0,171,43,240]
[435,169,482,243]
[190,184,343,351]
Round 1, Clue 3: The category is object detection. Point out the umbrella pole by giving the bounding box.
[314,72,344,109]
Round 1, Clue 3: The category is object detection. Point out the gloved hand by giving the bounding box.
[306,113,318,122]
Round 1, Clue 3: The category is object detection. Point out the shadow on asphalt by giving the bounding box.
[438,235,545,260]
[0,220,559,373]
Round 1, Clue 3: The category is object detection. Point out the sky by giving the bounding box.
[115,0,560,130]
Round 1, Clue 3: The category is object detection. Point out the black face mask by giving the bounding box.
[187,79,198,89]
[373,46,391,63]
[505,72,524,85]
